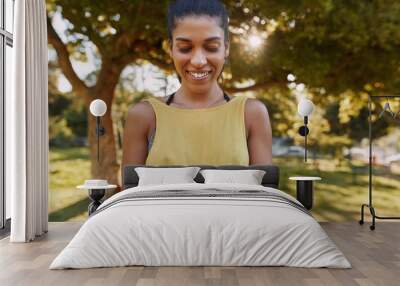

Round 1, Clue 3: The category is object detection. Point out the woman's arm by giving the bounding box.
[122,101,154,168]
[245,99,273,165]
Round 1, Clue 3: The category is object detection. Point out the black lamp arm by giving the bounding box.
[96,117,106,136]
[304,116,308,162]
[297,116,309,162]
[95,116,106,162]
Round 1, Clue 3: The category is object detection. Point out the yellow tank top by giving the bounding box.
[144,96,249,166]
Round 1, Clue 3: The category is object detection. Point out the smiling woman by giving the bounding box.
[169,15,228,96]
[122,0,272,168]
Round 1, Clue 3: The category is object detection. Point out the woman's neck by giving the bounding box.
[175,83,224,108]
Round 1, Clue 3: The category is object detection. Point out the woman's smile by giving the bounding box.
[186,70,212,81]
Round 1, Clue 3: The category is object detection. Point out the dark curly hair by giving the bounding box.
[167,0,230,44]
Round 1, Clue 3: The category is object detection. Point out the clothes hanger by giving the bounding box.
[379,97,395,118]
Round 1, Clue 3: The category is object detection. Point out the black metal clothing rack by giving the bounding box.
[359,94,400,230]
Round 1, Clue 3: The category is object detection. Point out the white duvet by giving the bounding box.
[50,183,351,269]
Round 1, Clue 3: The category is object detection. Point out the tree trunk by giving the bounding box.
[48,18,128,192]
[87,105,119,189]
[86,60,124,193]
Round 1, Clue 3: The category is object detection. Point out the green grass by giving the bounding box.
[49,148,400,222]
[49,147,91,221]
[275,157,400,222]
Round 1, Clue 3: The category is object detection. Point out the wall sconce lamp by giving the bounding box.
[89,99,107,162]
[297,98,314,162]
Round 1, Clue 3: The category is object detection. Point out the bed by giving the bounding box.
[50,165,351,269]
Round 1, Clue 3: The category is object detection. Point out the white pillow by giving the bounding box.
[135,167,200,186]
[200,169,266,185]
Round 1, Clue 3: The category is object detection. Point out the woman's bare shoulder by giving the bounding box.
[245,98,269,118]
[126,101,151,120]
[127,97,165,115]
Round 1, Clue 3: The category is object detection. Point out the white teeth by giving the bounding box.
[188,71,210,79]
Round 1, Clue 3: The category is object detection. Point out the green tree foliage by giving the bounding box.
[48,61,87,146]
[252,0,400,93]
[47,0,400,92]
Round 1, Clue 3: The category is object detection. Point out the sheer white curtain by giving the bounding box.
[7,0,48,242]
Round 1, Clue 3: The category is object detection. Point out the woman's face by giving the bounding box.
[170,16,229,94]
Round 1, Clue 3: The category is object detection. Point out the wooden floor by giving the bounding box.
[0,222,399,286]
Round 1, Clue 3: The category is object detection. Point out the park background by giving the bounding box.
[46,0,400,222]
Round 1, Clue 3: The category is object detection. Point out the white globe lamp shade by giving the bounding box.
[297,98,314,117]
[90,99,107,117]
